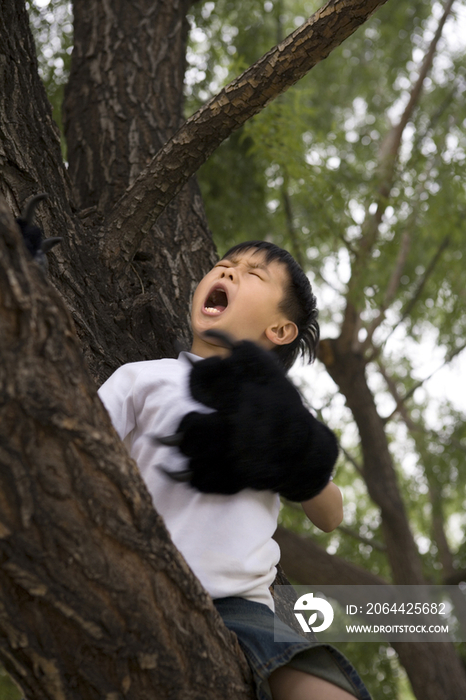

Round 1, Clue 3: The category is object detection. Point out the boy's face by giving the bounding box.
[190,249,298,358]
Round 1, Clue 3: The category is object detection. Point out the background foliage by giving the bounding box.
[188,2,466,697]
[5,1,465,698]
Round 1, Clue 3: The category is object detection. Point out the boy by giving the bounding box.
[98,241,371,700]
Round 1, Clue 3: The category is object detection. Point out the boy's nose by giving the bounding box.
[220,270,235,282]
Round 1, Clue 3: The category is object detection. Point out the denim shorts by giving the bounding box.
[214,597,372,700]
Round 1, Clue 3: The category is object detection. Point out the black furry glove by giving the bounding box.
[155,330,338,501]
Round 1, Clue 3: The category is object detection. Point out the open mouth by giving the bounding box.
[203,285,228,315]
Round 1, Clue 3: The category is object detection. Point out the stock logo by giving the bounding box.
[294,593,334,633]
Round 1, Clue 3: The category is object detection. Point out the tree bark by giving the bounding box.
[3,0,465,698]
[0,199,254,699]
[97,0,390,278]
[63,0,193,212]
[1,0,216,386]
[320,341,425,585]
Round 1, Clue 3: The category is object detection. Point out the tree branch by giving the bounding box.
[375,0,455,187]
[340,0,455,349]
[281,171,306,269]
[364,233,451,365]
[445,568,466,585]
[395,234,451,328]
[273,525,388,586]
[280,501,387,553]
[376,358,415,427]
[337,525,387,552]
[98,0,390,277]
[429,483,456,578]
[340,444,364,476]
[359,231,448,364]
[361,228,411,352]
[312,406,364,476]
[375,358,461,582]
[379,342,466,426]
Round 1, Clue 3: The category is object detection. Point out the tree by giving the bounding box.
[193,0,466,697]
[2,0,466,697]
[0,0,405,698]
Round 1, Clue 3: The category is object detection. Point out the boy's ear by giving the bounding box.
[265,321,298,347]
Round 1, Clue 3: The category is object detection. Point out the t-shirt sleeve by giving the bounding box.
[98,365,138,441]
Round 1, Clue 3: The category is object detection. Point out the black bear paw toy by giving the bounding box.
[152,330,338,501]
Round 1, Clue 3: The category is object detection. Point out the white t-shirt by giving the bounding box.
[98,352,281,609]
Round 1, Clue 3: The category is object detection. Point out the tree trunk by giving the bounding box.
[0,199,254,699]
[62,0,215,361]
[317,338,466,699]
[1,0,216,386]
[63,0,192,212]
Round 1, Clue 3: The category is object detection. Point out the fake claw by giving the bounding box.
[160,467,193,483]
[202,329,237,350]
[22,193,49,224]
[41,236,63,253]
[151,432,184,447]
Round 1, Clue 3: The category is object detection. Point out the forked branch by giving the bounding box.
[99,0,390,277]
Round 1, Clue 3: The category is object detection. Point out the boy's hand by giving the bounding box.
[154,330,338,501]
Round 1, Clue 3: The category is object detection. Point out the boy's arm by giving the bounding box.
[301,481,343,533]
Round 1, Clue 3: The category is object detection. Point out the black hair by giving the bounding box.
[222,240,319,371]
